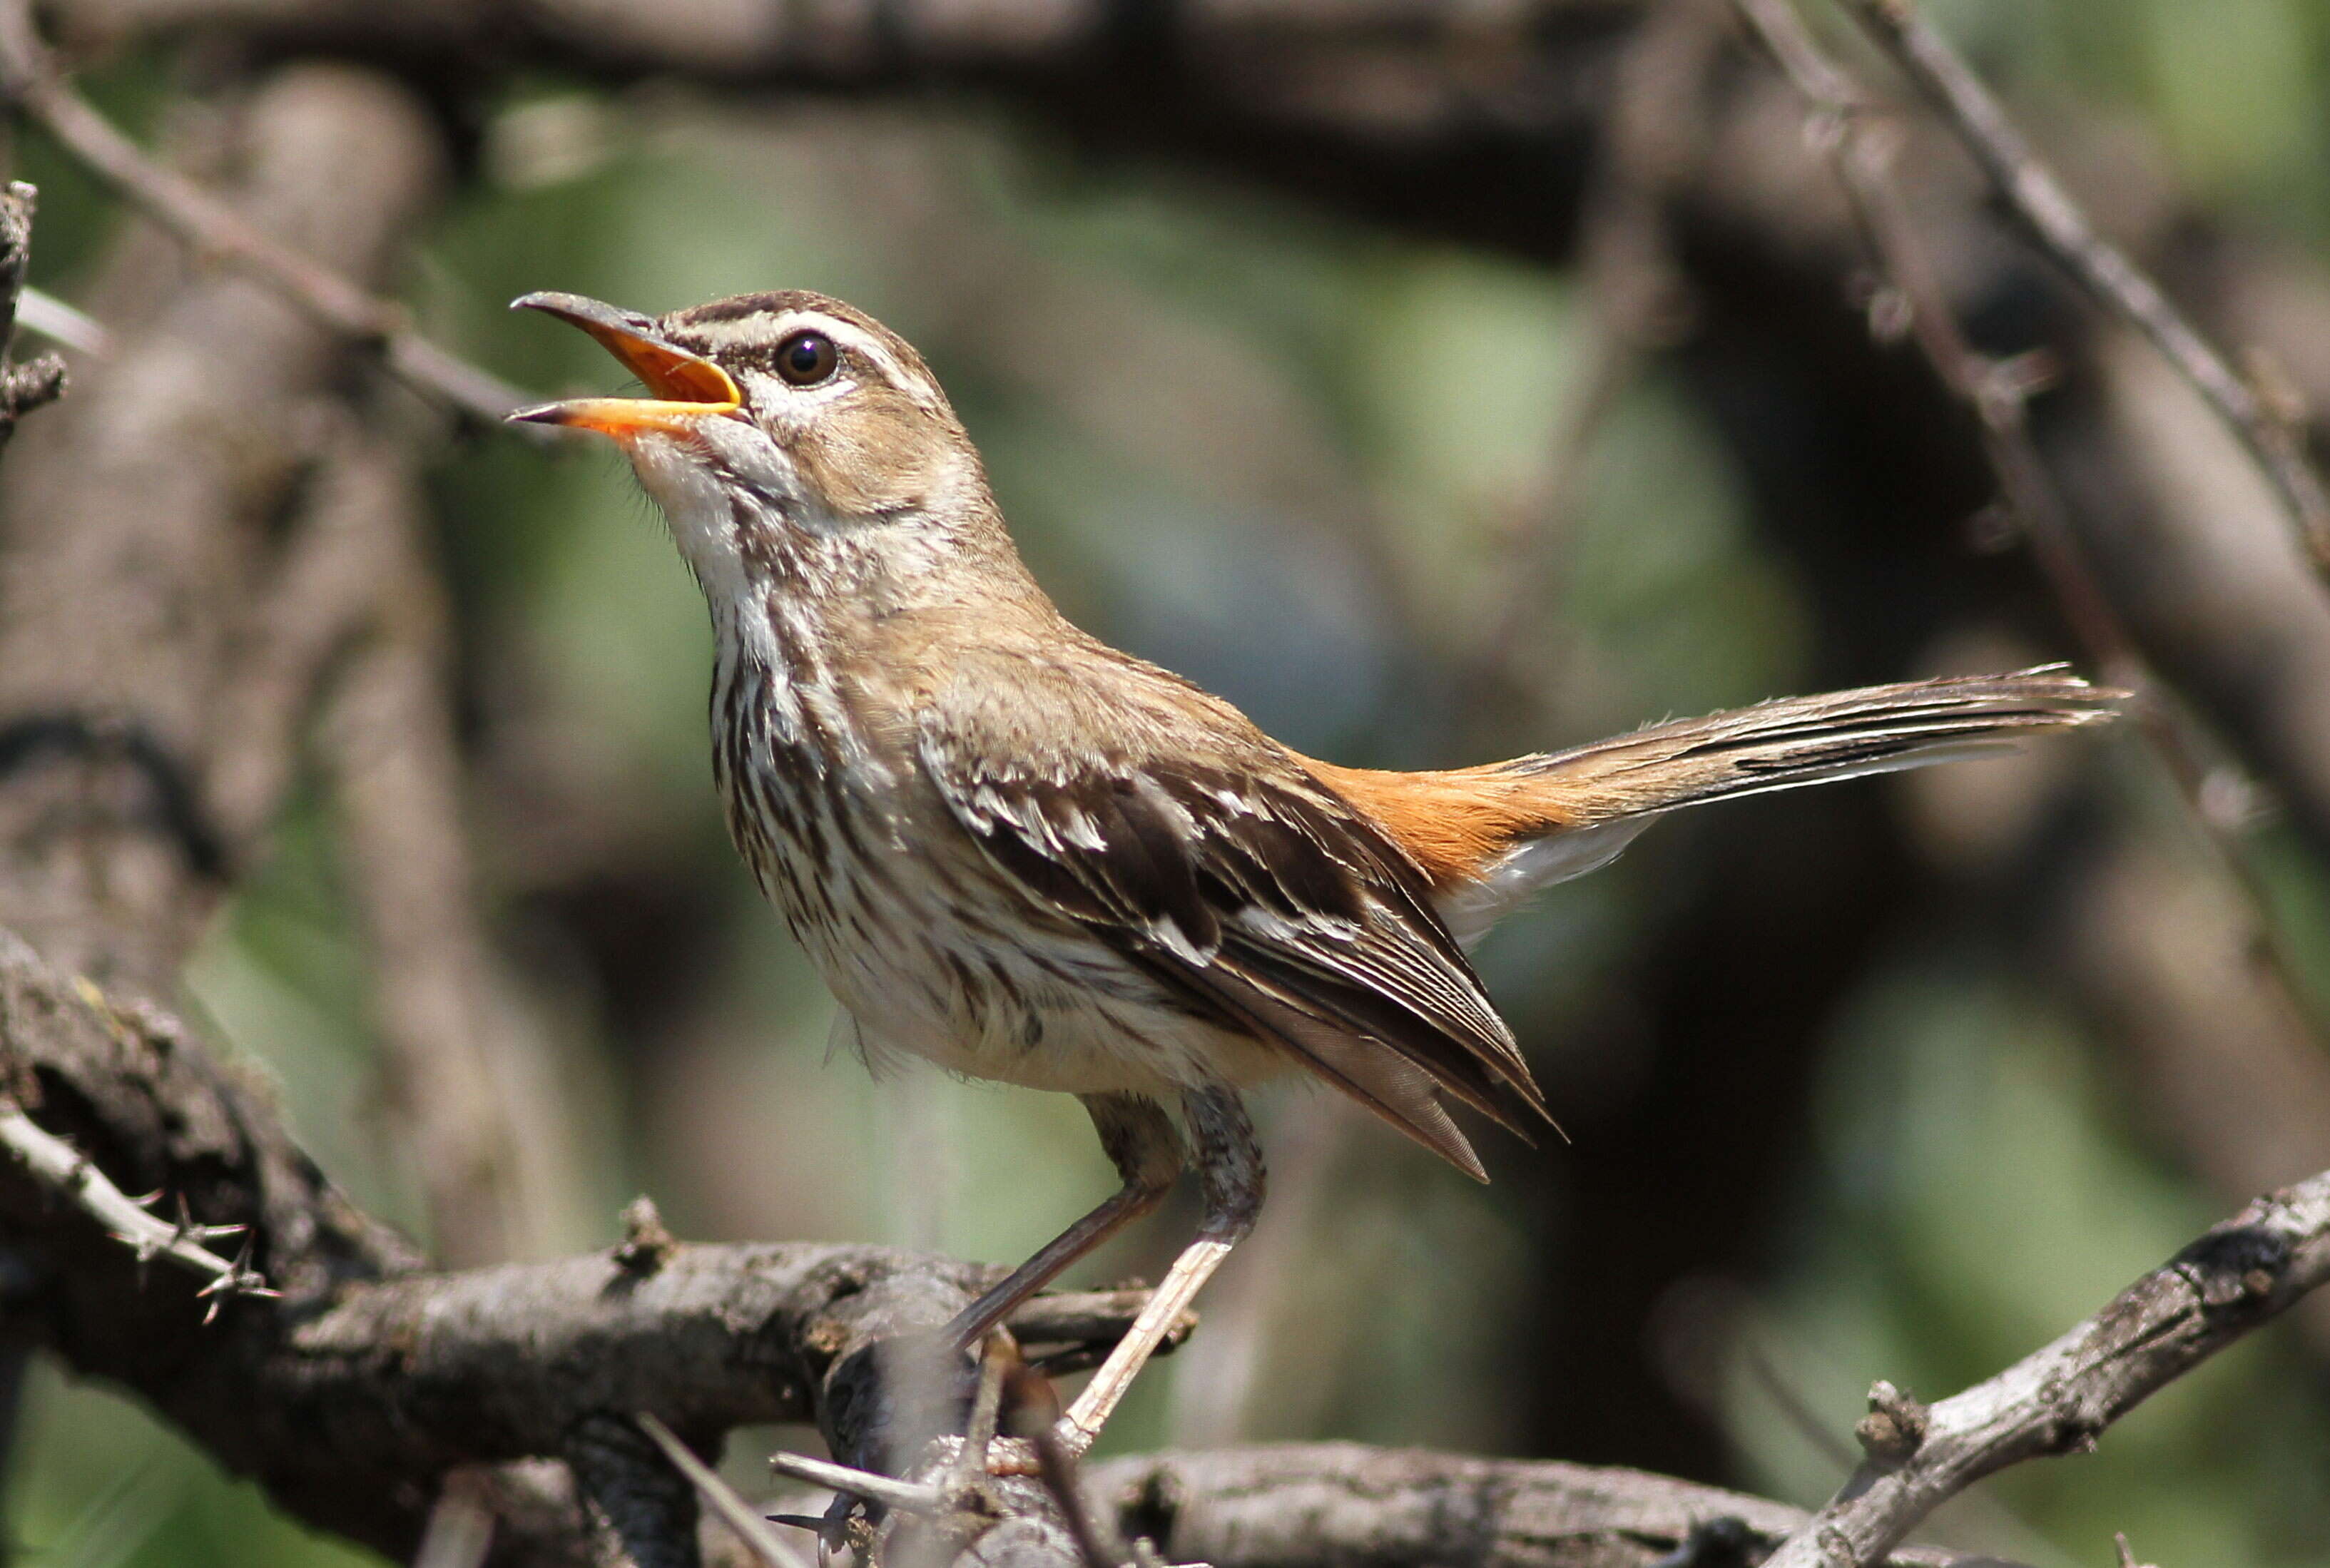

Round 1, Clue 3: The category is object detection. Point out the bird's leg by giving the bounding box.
[940,1092,1185,1353]
[1059,1083,1263,1450]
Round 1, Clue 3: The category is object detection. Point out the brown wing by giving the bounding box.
[916,721,1548,1180]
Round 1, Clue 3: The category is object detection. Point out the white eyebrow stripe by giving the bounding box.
[688,309,941,405]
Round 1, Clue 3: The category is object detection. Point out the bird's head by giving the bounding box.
[509,290,1005,611]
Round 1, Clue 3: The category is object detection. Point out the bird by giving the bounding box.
[508,287,2120,1453]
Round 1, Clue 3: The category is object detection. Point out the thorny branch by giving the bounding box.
[1761,1168,2330,1567]
[0,906,1991,1568]
[0,901,1188,1565]
[1833,0,2330,577]
[0,1102,271,1312]
[0,0,530,423]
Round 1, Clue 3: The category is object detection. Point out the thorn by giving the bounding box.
[613,1194,678,1274]
[1853,1379,1928,1467]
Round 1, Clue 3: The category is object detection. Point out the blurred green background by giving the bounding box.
[14,0,2330,1563]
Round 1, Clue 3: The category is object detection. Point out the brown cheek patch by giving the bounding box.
[793,389,940,516]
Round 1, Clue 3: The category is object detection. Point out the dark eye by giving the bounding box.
[775,330,838,386]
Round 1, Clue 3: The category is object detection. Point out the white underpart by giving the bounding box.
[612,391,1296,1102]
[1435,818,1653,947]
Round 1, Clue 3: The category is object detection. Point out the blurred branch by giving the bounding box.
[0,56,443,969]
[0,0,530,423]
[1833,0,2330,579]
[54,0,1637,72]
[1079,1445,1959,1568]
[205,417,402,850]
[414,1472,501,1568]
[13,282,108,355]
[1469,0,1722,679]
[1763,1168,2330,1568]
[1731,0,2329,1045]
[319,431,536,1268]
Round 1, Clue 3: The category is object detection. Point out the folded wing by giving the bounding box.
[917,726,1549,1180]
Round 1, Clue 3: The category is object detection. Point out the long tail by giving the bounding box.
[1311,667,2122,943]
[1507,666,2120,822]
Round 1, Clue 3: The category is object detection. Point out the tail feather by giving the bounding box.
[1313,668,2122,945]
[1506,666,2121,825]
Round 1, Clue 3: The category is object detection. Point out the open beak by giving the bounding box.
[506,292,741,435]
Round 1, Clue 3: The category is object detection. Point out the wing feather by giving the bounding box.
[917,722,1547,1176]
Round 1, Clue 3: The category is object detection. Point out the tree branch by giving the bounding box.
[0,907,1169,1564]
[1762,1169,2330,1567]
[1081,1444,1963,1568]
[0,903,2000,1568]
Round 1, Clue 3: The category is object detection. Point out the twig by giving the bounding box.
[945,1331,1014,1496]
[1760,1167,2330,1567]
[0,1104,273,1314]
[637,1413,815,1568]
[0,0,531,424]
[1007,1286,1195,1375]
[1832,0,2330,577]
[1740,1334,2071,1568]
[767,1451,946,1516]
